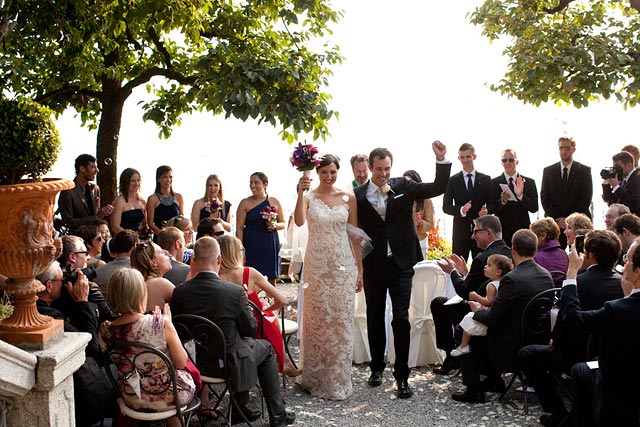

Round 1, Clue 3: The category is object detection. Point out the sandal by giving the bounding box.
[197,407,223,421]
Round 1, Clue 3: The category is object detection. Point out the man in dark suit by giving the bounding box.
[355,141,451,398]
[452,229,554,404]
[94,230,138,295]
[171,237,295,426]
[602,150,640,215]
[490,149,538,245]
[57,154,114,232]
[432,215,511,375]
[560,239,640,426]
[541,137,593,248]
[518,230,624,426]
[157,227,190,286]
[443,143,494,261]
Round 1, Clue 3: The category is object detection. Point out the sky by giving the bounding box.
[49,0,639,233]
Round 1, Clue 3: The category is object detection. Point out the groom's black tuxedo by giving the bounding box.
[355,161,451,379]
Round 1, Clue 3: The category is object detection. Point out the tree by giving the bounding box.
[0,0,342,203]
[470,0,640,109]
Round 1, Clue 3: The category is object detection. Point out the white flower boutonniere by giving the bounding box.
[380,183,391,194]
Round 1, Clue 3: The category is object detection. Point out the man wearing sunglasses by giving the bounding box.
[157,226,191,286]
[490,149,539,246]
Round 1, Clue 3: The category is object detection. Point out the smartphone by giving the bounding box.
[575,234,585,253]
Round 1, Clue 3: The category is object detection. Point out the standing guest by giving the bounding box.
[157,227,191,287]
[530,218,568,287]
[604,203,630,231]
[540,136,593,248]
[190,174,233,232]
[491,149,538,245]
[217,235,300,376]
[350,154,369,189]
[196,218,225,240]
[564,212,593,247]
[95,230,139,295]
[601,150,640,215]
[130,241,175,312]
[99,268,196,427]
[622,144,640,167]
[171,237,296,426]
[443,143,493,261]
[294,154,363,400]
[147,166,184,236]
[165,215,195,263]
[355,142,451,398]
[58,154,114,232]
[236,172,285,285]
[452,229,553,404]
[111,168,146,234]
[72,224,106,269]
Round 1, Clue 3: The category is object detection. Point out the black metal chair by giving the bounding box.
[172,313,255,426]
[103,340,200,427]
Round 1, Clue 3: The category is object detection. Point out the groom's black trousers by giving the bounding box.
[363,256,413,380]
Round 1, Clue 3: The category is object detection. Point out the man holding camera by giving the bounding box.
[602,151,640,215]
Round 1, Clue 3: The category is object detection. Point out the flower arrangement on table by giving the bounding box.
[427,220,452,260]
[204,199,223,218]
[261,206,279,232]
[290,142,321,176]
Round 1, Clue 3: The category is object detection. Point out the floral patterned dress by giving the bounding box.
[99,313,196,412]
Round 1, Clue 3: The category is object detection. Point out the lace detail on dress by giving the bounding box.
[296,193,356,400]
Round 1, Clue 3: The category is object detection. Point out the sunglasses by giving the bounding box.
[213,231,225,236]
[501,158,516,163]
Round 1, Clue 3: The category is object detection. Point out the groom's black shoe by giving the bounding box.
[451,389,486,404]
[396,379,413,399]
[367,371,384,387]
[433,356,460,375]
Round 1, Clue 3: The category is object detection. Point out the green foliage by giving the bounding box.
[0,291,13,320]
[471,0,640,108]
[0,98,61,185]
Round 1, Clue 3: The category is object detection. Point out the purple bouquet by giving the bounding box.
[290,142,321,172]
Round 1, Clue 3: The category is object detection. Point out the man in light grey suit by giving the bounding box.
[94,230,138,295]
[157,227,190,286]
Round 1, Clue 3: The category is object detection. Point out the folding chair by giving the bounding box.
[104,340,200,427]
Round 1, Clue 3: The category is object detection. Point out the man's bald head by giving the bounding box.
[193,236,220,271]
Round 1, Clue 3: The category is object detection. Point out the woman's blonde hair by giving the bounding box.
[204,174,225,206]
[530,217,561,242]
[217,235,244,271]
[107,268,147,314]
[130,242,160,279]
[565,212,593,231]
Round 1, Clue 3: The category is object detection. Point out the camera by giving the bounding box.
[600,165,623,180]
[62,265,97,284]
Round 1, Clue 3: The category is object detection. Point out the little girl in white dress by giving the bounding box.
[451,254,514,357]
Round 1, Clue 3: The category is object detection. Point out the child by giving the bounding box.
[450,254,514,357]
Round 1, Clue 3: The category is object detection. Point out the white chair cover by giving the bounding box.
[387,262,446,367]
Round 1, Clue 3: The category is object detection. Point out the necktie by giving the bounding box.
[376,188,386,219]
[466,173,474,194]
[562,167,568,190]
[84,184,95,215]
[508,177,515,195]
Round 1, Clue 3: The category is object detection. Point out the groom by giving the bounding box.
[356,141,451,398]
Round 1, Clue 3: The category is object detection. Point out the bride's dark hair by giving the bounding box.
[316,154,340,171]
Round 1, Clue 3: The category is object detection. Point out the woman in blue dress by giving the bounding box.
[236,172,285,285]
[190,174,233,232]
[111,168,147,234]
[146,165,184,236]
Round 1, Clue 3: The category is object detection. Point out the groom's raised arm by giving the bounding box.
[412,141,452,199]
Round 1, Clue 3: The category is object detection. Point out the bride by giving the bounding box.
[293,154,363,400]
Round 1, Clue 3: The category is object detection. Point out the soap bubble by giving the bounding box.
[302,282,309,289]
[104,157,113,166]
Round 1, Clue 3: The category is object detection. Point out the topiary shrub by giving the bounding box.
[0,98,61,185]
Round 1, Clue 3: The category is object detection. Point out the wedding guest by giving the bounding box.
[564,212,593,246]
[93,219,111,242]
[111,168,146,234]
[165,215,195,263]
[196,218,225,240]
[236,172,285,286]
[540,136,593,248]
[604,203,631,231]
[190,174,232,232]
[72,224,106,269]
[95,230,139,295]
[530,218,568,287]
[130,241,175,312]
[602,150,640,215]
[98,268,196,427]
[403,169,436,240]
[157,227,191,287]
[217,235,300,376]
[147,166,184,236]
[58,154,114,232]
[622,144,640,167]
[443,143,493,262]
[350,154,369,189]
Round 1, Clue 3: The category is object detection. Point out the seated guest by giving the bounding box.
[519,230,624,426]
[613,213,640,295]
[130,241,175,312]
[196,218,225,240]
[72,224,107,269]
[559,239,640,426]
[157,227,191,286]
[217,235,300,376]
[165,215,195,264]
[604,203,630,231]
[98,268,196,427]
[111,168,147,234]
[432,215,511,375]
[564,212,593,246]
[530,217,568,287]
[95,230,139,295]
[452,229,553,404]
[172,237,296,426]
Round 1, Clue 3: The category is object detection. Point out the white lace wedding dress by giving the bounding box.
[296,193,356,400]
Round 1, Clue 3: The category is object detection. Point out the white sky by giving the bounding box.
[50,0,639,232]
